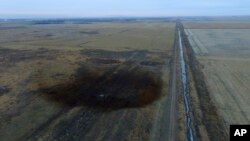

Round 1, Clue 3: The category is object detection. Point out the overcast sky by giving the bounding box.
[0,0,250,18]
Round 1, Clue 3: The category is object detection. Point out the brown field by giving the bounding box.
[184,22,250,138]
[0,20,175,141]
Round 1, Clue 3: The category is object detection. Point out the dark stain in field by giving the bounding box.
[23,49,165,110]
[40,63,163,110]
[0,85,10,95]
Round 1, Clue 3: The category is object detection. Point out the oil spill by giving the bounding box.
[40,63,163,110]
[0,85,10,96]
[22,49,167,110]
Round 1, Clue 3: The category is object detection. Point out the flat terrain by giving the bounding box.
[184,22,250,136]
[0,20,175,141]
[184,21,250,29]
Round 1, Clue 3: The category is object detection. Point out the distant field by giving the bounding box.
[0,21,175,141]
[0,22,174,51]
[184,22,250,134]
[185,29,250,57]
[184,21,250,29]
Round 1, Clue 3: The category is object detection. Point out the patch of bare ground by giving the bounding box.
[179,23,228,141]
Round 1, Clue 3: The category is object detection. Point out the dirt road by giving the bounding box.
[168,24,178,141]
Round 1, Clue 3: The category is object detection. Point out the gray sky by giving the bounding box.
[0,0,250,18]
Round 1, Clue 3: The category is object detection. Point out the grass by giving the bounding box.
[0,20,175,141]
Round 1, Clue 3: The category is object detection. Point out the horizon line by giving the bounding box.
[1,15,250,20]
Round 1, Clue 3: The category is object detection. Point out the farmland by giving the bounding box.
[2,18,250,141]
[0,20,176,141]
[183,21,250,140]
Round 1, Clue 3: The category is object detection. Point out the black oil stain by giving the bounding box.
[21,49,167,110]
[40,63,163,110]
[0,85,11,96]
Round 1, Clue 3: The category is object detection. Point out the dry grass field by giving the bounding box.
[184,21,250,29]
[184,22,250,136]
[0,20,175,141]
